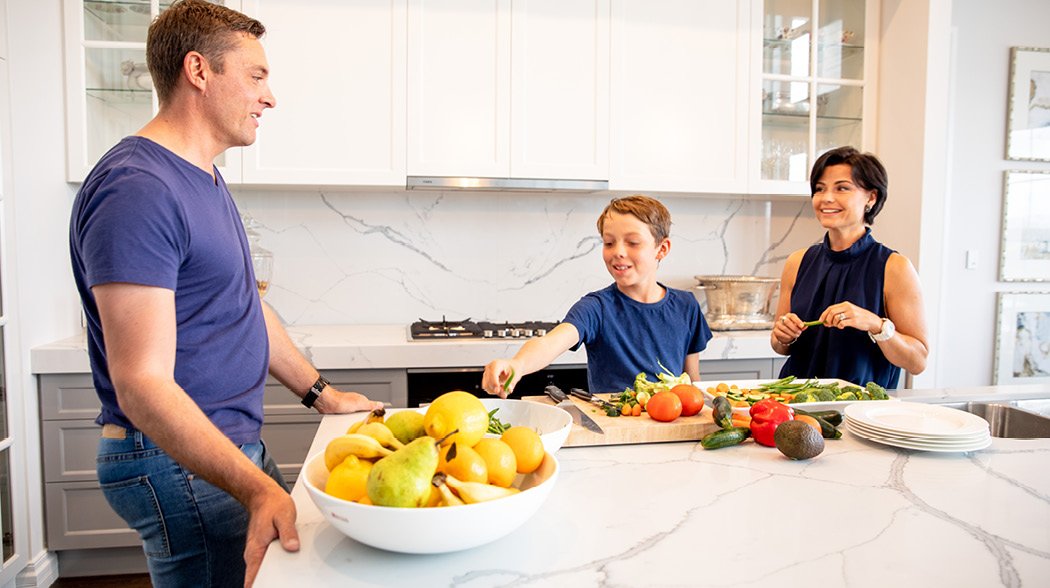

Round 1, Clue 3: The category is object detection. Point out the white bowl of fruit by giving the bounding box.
[303,392,561,554]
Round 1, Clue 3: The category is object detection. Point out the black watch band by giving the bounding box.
[301,375,330,408]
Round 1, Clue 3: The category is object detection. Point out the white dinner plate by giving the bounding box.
[848,423,992,453]
[845,417,990,445]
[845,401,990,438]
[699,378,897,415]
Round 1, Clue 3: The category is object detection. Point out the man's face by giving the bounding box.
[204,33,276,148]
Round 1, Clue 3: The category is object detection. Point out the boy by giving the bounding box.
[482,195,712,395]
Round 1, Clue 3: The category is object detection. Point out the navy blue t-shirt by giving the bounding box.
[69,137,269,445]
[780,229,901,389]
[564,284,712,393]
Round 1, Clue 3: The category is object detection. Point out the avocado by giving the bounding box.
[774,420,825,460]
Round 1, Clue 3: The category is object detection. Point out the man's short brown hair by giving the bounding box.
[597,195,672,242]
[146,0,266,104]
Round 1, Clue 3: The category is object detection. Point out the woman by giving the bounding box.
[770,146,928,389]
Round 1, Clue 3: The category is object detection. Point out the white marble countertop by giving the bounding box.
[255,386,1050,587]
[29,325,781,374]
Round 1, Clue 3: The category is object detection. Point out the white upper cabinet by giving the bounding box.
[610,0,751,194]
[240,0,406,186]
[749,0,878,195]
[408,0,609,180]
[63,0,242,183]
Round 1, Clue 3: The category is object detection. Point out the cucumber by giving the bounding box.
[700,426,751,449]
[793,408,843,439]
[711,396,734,429]
[805,410,843,426]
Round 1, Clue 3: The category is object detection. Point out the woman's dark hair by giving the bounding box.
[810,146,888,225]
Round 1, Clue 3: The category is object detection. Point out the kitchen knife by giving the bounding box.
[544,385,605,434]
[569,388,618,412]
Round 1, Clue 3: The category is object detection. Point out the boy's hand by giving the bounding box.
[482,360,518,398]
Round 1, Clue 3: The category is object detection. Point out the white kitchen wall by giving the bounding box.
[938,0,1050,387]
[233,189,822,326]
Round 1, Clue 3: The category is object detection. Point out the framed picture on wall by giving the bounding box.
[994,292,1050,385]
[999,170,1050,281]
[1006,47,1050,161]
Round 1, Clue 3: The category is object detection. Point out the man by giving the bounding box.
[68,1,383,585]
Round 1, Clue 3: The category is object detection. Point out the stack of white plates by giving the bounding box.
[844,401,992,452]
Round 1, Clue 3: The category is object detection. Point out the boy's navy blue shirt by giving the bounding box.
[564,283,712,393]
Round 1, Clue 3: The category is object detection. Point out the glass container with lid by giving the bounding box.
[241,213,273,298]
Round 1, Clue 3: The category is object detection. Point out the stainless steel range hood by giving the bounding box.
[406,176,608,192]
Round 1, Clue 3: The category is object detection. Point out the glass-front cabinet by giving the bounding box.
[752,0,877,194]
[64,1,239,182]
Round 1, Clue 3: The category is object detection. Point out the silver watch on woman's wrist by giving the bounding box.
[869,318,895,343]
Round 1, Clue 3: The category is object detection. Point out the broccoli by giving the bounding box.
[812,388,837,402]
[835,390,859,401]
[866,382,890,400]
[790,391,816,404]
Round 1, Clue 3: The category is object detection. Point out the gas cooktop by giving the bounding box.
[409,317,560,340]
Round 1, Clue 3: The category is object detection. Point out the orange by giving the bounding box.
[423,391,489,447]
[473,438,517,487]
[500,426,544,474]
[324,455,372,502]
[437,442,489,483]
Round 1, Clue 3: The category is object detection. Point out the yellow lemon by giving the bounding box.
[473,438,517,488]
[423,391,489,448]
[501,426,545,474]
[437,441,489,484]
[324,455,372,502]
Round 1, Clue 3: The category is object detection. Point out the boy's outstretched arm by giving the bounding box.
[482,323,580,397]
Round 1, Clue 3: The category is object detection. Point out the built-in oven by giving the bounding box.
[406,365,589,407]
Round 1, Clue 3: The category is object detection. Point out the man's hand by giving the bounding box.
[243,484,299,587]
[314,387,385,415]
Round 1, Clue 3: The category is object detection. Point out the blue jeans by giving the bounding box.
[97,428,289,588]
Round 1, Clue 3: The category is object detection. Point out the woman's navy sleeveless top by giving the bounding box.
[779,229,901,389]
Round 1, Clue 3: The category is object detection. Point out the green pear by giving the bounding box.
[366,435,441,507]
[385,410,427,445]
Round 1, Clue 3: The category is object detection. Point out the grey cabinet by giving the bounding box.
[701,358,783,381]
[38,368,407,553]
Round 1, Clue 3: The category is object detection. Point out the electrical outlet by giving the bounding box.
[965,250,978,270]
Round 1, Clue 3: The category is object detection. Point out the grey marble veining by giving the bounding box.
[233,189,820,325]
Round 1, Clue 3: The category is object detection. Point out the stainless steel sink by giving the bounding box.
[941,401,1050,438]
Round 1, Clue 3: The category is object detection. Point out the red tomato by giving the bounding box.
[646,391,683,422]
[669,384,705,417]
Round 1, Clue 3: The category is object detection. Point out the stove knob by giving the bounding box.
[496,329,509,338]
[482,329,494,338]
[535,328,547,337]
[522,329,534,337]
[510,328,522,338]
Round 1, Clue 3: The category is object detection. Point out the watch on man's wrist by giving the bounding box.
[301,375,330,408]
[869,318,896,343]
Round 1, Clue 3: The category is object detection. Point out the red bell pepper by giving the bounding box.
[749,399,794,447]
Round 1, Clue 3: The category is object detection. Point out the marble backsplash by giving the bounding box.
[232,189,822,326]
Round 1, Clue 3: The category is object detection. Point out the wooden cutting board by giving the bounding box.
[523,394,722,447]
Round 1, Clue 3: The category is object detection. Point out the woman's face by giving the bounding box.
[811,163,877,231]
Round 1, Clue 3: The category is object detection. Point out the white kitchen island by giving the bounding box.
[256,389,1050,587]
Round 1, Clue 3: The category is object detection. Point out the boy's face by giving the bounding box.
[601,211,670,292]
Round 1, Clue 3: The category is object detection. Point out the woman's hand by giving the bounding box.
[481,359,520,398]
[772,313,805,346]
[818,301,882,334]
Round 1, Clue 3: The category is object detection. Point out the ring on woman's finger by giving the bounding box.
[780,315,788,323]
[837,312,847,322]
